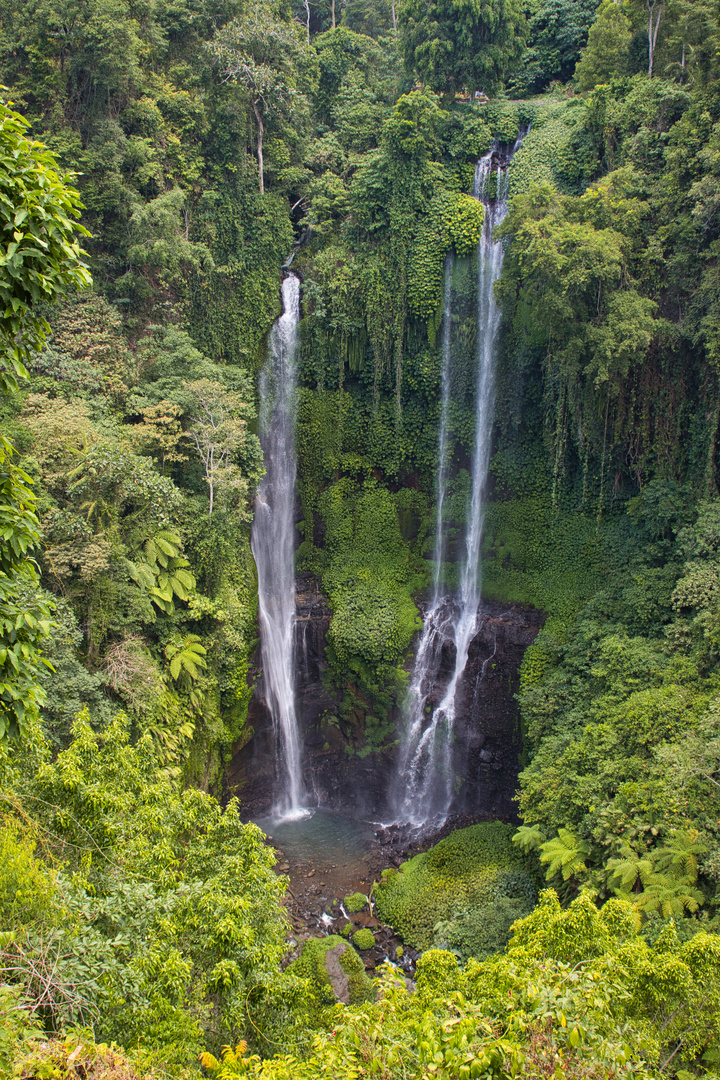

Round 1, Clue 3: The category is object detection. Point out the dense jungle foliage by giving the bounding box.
[5,0,720,1075]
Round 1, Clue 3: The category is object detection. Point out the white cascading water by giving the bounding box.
[394,148,513,828]
[394,256,455,824]
[252,274,306,820]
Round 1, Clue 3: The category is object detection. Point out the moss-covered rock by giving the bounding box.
[375,822,536,954]
[344,891,367,913]
[352,928,375,950]
[288,935,375,1006]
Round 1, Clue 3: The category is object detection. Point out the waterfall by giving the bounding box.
[393,257,455,824]
[252,274,306,820]
[394,145,515,828]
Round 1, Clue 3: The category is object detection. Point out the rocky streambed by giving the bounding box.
[259,808,502,979]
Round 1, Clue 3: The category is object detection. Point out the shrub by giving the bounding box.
[433,896,530,962]
[375,822,536,952]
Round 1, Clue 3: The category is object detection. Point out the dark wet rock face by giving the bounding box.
[226,574,544,823]
[443,602,545,821]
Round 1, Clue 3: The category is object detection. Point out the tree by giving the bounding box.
[207,5,308,194]
[646,0,663,78]
[0,100,90,742]
[607,842,654,893]
[126,530,197,615]
[513,0,598,93]
[3,713,291,1065]
[0,101,90,393]
[661,0,720,85]
[574,0,632,90]
[164,633,207,685]
[0,442,53,741]
[185,379,253,518]
[539,828,592,882]
[134,401,189,474]
[397,0,526,98]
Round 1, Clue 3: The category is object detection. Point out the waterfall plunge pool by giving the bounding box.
[254,807,375,872]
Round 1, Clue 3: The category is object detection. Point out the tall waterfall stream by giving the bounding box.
[394,144,517,828]
[252,274,307,820]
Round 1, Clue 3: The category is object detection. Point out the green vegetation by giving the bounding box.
[398,0,526,99]
[375,823,536,955]
[343,891,367,912]
[0,714,292,1071]
[199,891,720,1079]
[288,935,375,1007]
[4,0,720,1074]
[351,928,375,950]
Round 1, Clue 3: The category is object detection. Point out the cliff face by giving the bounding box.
[226,576,543,822]
[433,601,545,821]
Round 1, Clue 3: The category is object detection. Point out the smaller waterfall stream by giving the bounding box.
[252,274,307,820]
[394,146,515,828]
[394,257,455,824]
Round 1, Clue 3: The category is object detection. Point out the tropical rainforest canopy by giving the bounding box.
[3,0,720,1076]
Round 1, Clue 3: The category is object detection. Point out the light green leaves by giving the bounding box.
[0,103,90,394]
[512,823,545,854]
[164,634,207,683]
[127,530,197,614]
[539,828,592,882]
[0,437,53,741]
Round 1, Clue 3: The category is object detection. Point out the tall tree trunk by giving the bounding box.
[391,0,397,30]
[331,0,335,29]
[304,0,310,43]
[253,100,264,195]
[647,0,663,78]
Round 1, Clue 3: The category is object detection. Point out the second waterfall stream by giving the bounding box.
[252,273,307,821]
[394,143,518,828]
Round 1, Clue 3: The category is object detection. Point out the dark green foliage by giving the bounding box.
[433,896,531,962]
[375,823,536,951]
[397,0,526,98]
[36,600,114,747]
[511,0,598,95]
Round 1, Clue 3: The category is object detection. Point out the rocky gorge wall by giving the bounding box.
[226,575,544,822]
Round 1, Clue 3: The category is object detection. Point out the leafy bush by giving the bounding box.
[319,478,424,718]
[375,823,536,951]
[200,891,720,1079]
[408,192,484,322]
[0,713,291,1070]
[433,897,531,961]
